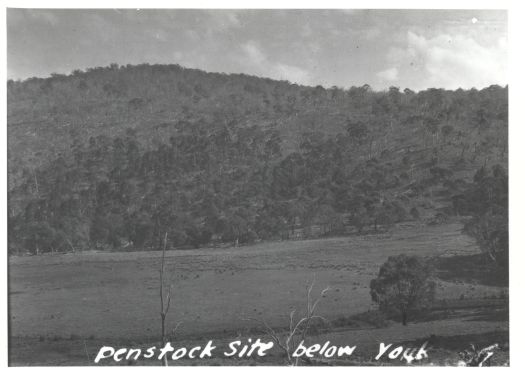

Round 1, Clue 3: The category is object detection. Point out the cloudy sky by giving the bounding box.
[7,9,507,91]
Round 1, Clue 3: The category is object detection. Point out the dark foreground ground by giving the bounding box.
[8,222,509,366]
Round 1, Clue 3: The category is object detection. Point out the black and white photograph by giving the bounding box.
[4,3,513,367]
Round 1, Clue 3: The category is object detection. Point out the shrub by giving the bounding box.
[370,254,436,325]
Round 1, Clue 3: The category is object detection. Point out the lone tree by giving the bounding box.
[460,165,508,269]
[370,254,435,326]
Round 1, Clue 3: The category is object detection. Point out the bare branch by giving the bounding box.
[165,289,171,315]
[243,275,330,366]
[289,309,296,334]
[242,317,288,355]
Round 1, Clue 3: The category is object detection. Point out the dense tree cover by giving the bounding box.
[7,64,508,253]
[370,254,436,325]
[454,165,508,268]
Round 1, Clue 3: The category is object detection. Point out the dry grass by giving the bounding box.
[8,222,508,365]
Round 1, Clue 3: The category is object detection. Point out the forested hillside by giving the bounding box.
[7,64,508,253]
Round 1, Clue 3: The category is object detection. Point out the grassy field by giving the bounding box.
[8,221,509,365]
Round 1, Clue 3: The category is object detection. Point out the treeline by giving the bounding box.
[7,64,507,185]
[8,121,412,252]
[7,64,508,253]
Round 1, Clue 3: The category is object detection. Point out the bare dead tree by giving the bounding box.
[159,232,171,366]
[83,340,90,362]
[246,275,331,366]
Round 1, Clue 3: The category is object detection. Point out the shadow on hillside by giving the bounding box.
[434,253,508,287]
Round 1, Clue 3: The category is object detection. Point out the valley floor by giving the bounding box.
[8,222,509,366]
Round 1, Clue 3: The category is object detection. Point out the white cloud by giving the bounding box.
[339,9,361,16]
[26,10,59,26]
[274,63,311,84]
[206,11,241,31]
[241,41,266,65]
[364,28,381,40]
[240,41,311,84]
[376,67,399,81]
[387,30,507,90]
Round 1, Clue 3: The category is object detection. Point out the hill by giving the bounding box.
[7,64,508,253]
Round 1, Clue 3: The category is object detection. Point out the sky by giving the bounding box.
[6,9,507,91]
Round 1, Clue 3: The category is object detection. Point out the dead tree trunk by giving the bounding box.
[159,232,171,366]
